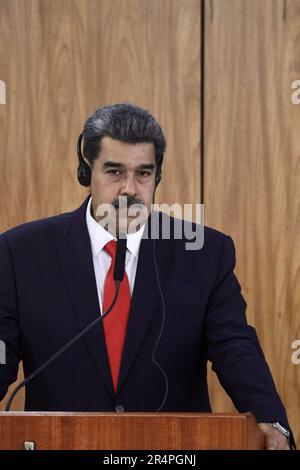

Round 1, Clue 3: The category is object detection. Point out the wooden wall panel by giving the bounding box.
[205,0,300,445]
[0,0,200,410]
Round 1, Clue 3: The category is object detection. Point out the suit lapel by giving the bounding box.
[117,214,174,393]
[57,198,115,398]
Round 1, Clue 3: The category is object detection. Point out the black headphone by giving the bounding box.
[77,133,162,187]
[77,133,91,187]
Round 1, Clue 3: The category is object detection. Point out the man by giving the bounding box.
[0,103,294,449]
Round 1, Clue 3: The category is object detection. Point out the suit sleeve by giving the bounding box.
[204,234,290,428]
[0,233,22,401]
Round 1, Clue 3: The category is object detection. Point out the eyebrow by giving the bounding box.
[103,161,155,171]
[137,164,155,171]
[103,161,123,169]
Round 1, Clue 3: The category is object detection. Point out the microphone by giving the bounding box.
[5,237,127,412]
[113,236,127,282]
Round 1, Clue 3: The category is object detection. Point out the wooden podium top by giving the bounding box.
[0,412,265,450]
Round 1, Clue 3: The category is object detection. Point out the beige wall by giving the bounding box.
[205,0,300,446]
[0,0,299,446]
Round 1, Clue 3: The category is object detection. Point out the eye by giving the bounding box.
[107,169,121,176]
[137,171,151,177]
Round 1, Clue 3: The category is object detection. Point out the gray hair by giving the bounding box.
[82,103,166,177]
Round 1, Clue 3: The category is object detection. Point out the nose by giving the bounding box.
[120,173,137,197]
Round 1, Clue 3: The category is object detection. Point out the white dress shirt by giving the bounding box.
[86,197,145,313]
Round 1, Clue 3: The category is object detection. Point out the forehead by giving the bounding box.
[99,136,155,165]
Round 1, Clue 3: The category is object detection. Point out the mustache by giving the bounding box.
[112,196,145,209]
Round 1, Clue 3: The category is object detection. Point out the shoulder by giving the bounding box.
[0,197,89,250]
[149,212,236,268]
[160,212,234,250]
[0,211,72,245]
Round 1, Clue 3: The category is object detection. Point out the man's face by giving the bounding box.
[89,136,157,234]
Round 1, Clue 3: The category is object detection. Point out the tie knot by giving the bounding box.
[104,240,117,259]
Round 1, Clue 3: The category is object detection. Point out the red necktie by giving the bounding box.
[103,240,131,392]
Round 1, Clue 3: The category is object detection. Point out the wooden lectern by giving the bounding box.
[0,412,265,450]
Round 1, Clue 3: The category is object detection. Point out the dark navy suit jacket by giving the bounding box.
[0,197,290,428]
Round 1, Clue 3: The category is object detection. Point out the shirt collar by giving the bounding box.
[86,196,145,258]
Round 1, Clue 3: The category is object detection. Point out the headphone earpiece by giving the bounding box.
[77,133,91,187]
